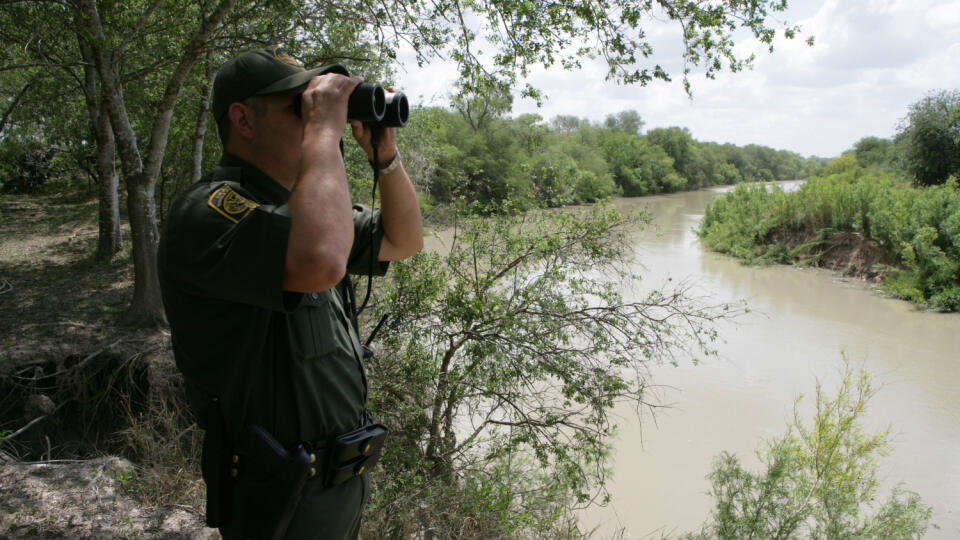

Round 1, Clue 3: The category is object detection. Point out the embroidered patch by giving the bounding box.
[207,184,259,223]
[273,45,304,70]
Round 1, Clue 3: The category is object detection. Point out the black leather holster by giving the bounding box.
[233,425,311,540]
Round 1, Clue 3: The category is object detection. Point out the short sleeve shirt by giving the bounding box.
[158,153,388,447]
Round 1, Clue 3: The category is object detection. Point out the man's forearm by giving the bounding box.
[284,134,355,291]
[377,160,423,261]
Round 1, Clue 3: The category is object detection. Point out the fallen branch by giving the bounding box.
[0,415,47,445]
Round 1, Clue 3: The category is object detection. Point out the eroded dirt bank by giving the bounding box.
[1,193,212,538]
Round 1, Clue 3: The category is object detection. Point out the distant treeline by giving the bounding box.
[1,103,824,216]
[387,108,825,212]
[698,89,960,311]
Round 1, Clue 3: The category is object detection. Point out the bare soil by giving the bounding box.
[0,456,215,539]
[771,229,899,283]
[0,192,213,538]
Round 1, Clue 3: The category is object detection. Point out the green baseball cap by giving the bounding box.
[213,45,349,120]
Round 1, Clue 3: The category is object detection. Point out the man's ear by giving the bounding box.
[228,102,256,140]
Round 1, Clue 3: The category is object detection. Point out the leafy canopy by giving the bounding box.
[334,0,809,98]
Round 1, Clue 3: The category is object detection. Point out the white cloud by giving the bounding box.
[395,0,960,157]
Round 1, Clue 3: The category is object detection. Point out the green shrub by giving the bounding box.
[698,163,960,310]
[683,362,932,539]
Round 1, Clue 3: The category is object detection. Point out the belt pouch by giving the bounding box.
[326,423,388,487]
[234,425,311,540]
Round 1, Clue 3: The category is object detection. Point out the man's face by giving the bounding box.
[248,90,305,188]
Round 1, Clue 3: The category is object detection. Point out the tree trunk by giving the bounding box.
[94,104,120,261]
[190,55,216,184]
[75,0,237,326]
[123,176,166,326]
[79,36,121,260]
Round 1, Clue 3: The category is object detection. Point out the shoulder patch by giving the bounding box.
[207,184,259,223]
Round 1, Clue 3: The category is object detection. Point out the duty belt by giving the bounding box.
[231,422,388,488]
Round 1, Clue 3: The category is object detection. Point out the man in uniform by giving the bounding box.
[157,45,423,539]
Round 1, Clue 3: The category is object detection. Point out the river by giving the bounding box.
[423,182,960,538]
[576,182,960,538]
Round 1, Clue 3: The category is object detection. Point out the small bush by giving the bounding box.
[682,362,932,539]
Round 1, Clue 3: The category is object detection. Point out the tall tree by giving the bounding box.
[853,136,895,170]
[78,37,121,260]
[366,206,741,535]
[3,0,809,326]
[896,89,960,186]
[647,126,695,179]
[603,110,645,135]
[72,0,238,326]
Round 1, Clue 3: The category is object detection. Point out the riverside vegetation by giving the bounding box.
[699,89,960,312]
[681,362,932,539]
[0,1,947,536]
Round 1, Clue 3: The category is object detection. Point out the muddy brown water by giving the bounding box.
[425,182,960,538]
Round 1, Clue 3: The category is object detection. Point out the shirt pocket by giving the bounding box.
[287,291,344,361]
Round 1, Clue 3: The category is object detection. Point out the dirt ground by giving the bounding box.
[0,193,162,366]
[0,456,216,539]
[0,192,214,538]
[770,228,898,283]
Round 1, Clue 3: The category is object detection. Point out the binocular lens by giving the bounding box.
[379,92,409,128]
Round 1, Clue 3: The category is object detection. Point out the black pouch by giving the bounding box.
[325,422,388,487]
[234,425,311,540]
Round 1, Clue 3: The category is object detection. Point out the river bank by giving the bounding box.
[0,192,209,538]
[699,170,960,311]
[580,185,960,538]
[3,185,957,538]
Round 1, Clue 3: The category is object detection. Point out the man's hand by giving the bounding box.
[350,122,398,165]
[347,97,423,262]
[300,73,362,135]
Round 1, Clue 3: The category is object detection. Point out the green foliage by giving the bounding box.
[853,136,896,170]
[0,142,57,194]
[895,89,960,186]
[376,0,807,99]
[363,205,738,536]
[682,362,932,540]
[399,105,821,213]
[697,181,802,263]
[699,159,960,310]
[647,127,695,182]
[603,110,645,134]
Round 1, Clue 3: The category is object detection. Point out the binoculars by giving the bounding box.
[293,83,409,128]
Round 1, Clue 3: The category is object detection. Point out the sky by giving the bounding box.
[393,0,960,158]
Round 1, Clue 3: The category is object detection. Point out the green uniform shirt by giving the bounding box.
[158,153,388,448]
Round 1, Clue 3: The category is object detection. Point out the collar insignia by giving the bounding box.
[208,183,259,223]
